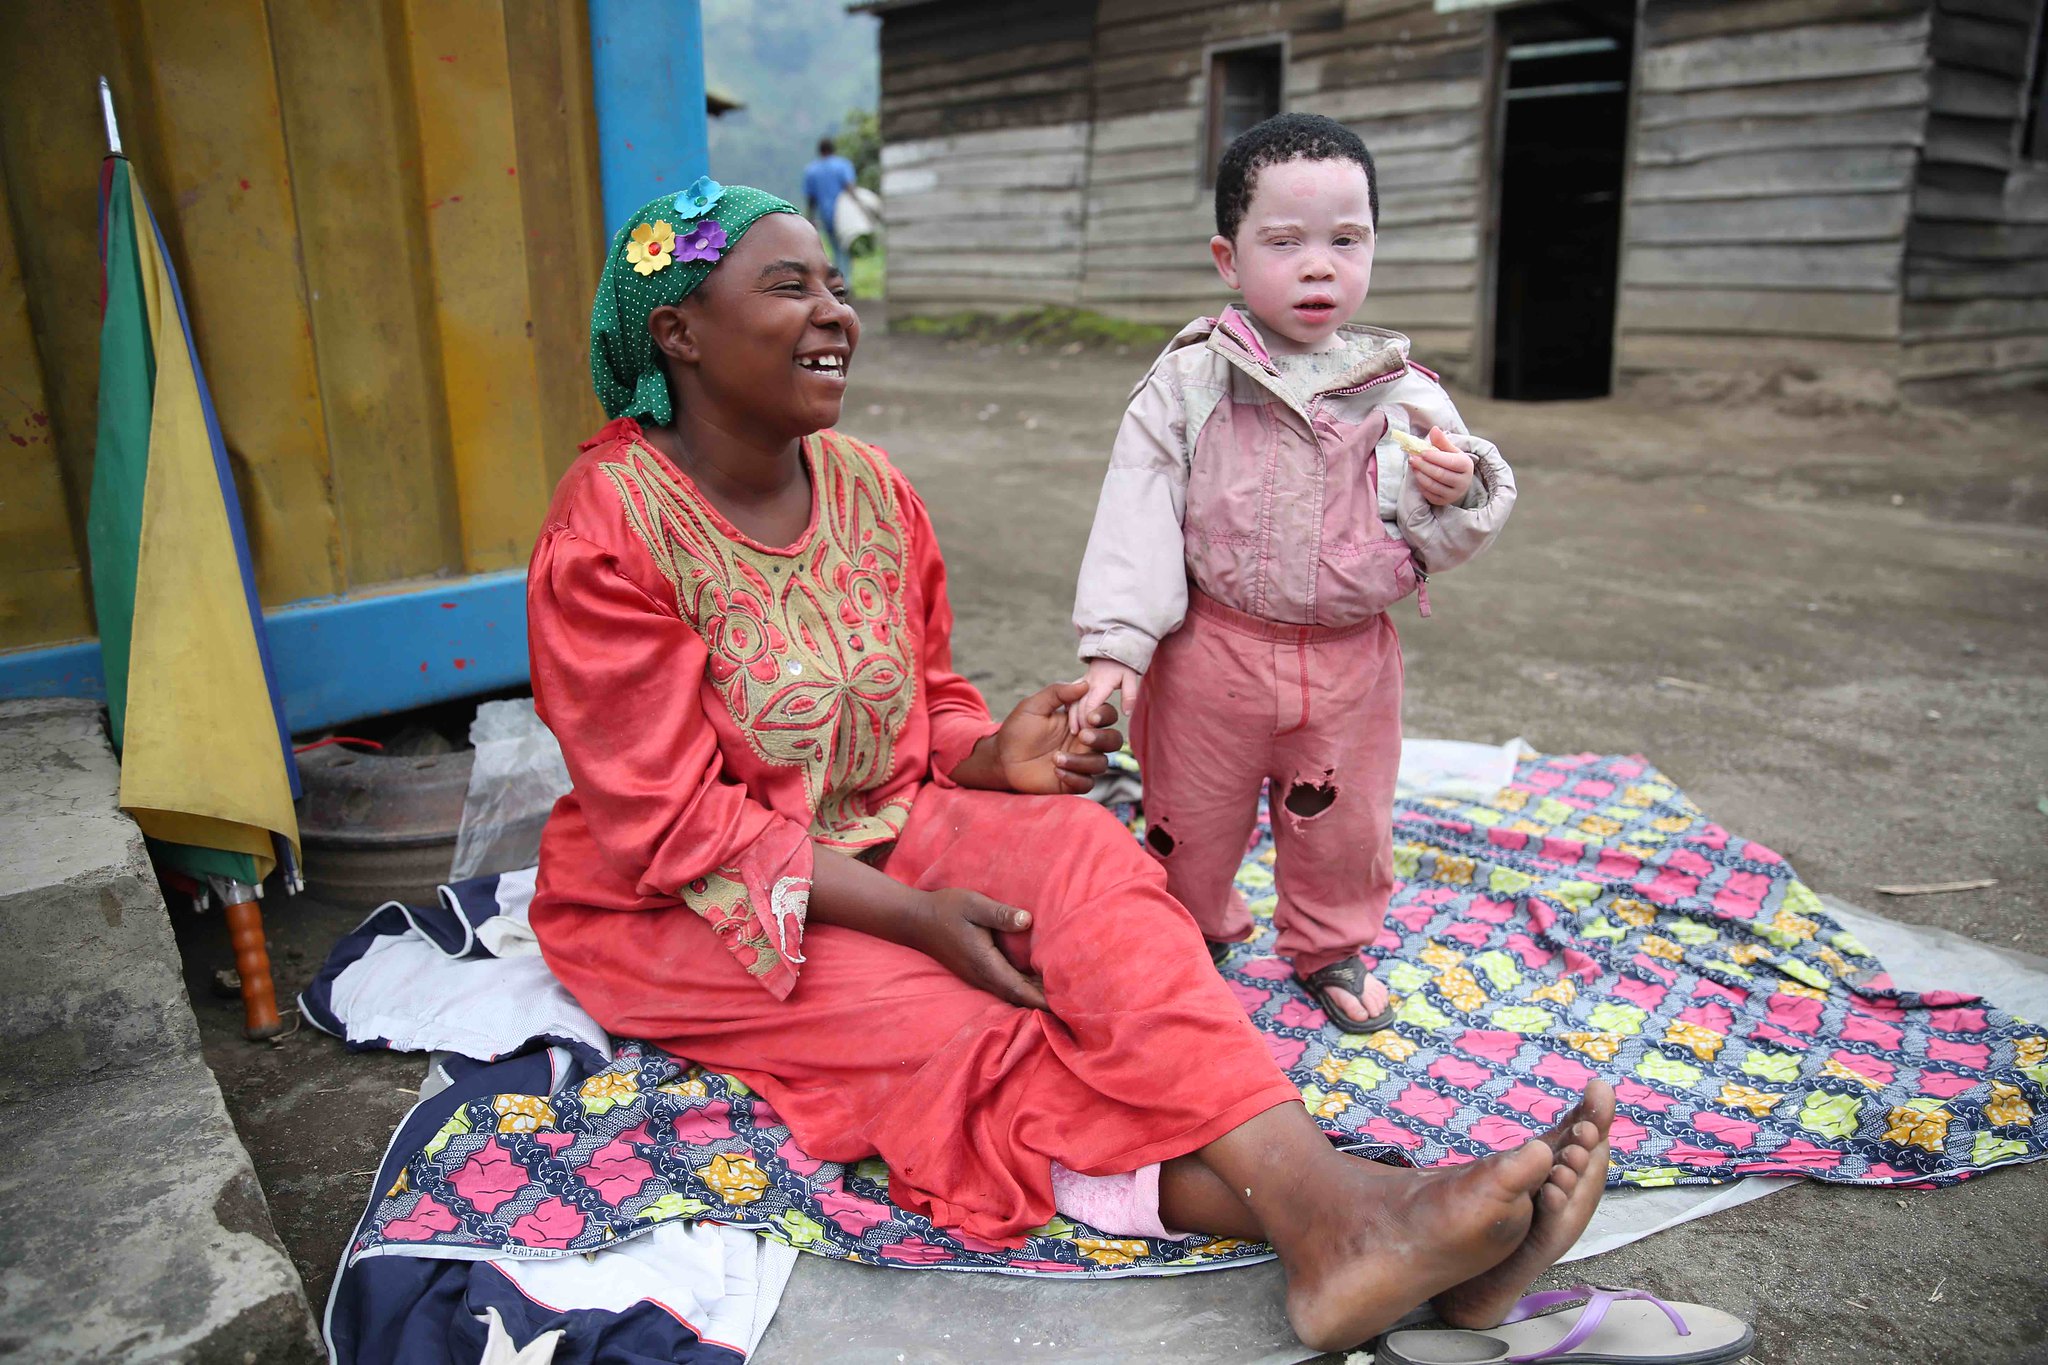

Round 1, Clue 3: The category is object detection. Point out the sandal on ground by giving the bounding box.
[1206,938,1236,968]
[1294,956,1396,1034]
[1377,1286,1755,1365]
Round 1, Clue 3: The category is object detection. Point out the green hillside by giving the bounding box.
[703,0,880,205]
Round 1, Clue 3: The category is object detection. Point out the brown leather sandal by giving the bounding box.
[1295,956,1397,1034]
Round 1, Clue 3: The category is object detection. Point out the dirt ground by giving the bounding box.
[181,316,2048,1363]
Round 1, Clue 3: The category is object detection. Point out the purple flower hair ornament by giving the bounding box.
[674,220,729,265]
[672,176,726,220]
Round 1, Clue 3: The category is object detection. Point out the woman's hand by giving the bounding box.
[808,853,1047,1009]
[905,889,1046,1010]
[954,679,1124,795]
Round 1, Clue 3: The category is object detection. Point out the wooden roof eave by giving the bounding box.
[847,0,960,14]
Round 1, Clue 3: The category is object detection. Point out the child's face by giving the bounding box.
[1210,156,1375,353]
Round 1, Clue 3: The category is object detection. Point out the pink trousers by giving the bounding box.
[1131,590,1403,977]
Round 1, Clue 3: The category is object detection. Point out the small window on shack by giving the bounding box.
[2024,8,2048,162]
[1205,43,1284,185]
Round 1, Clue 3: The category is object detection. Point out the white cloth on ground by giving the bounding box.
[484,1221,794,1360]
[320,869,603,1064]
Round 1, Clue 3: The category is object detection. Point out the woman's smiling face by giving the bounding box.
[1210,156,1376,354]
[666,213,859,439]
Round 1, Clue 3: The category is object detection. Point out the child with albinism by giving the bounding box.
[1071,112,1517,1031]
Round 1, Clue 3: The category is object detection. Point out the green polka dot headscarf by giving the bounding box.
[589,178,800,423]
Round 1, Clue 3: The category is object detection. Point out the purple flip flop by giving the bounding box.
[1377,1286,1755,1364]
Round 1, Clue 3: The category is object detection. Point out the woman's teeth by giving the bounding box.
[798,356,845,374]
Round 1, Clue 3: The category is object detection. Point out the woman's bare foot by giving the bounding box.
[1432,1080,1616,1330]
[1278,1138,1553,1352]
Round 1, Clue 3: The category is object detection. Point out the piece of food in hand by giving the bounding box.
[1387,426,1440,458]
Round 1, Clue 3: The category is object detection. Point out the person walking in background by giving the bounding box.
[803,136,858,275]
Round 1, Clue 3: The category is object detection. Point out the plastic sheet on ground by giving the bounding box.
[450,699,571,882]
[1397,736,1528,800]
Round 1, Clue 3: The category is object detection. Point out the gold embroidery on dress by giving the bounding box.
[602,432,917,848]
[684,869,788,978]
[681,871,752,931]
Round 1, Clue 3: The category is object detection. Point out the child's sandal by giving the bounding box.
[1295,956,1397,1034]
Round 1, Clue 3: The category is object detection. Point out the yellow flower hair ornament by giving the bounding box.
[627,220,677,275]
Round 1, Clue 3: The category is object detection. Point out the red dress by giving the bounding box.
[527,418,1297,1244]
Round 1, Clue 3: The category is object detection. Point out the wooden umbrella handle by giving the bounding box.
[223,897,285,1040]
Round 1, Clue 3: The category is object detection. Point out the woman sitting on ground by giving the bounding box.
[525,181,1616,1353]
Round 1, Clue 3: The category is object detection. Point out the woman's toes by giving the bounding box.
[1583,1080,1617,1129]
[1505,1139,1556,1193]
[1557,1143,1590,1175]
[1547,1164,1579,1197]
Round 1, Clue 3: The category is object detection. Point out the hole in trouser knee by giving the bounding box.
[1146,824,1176,856]
[1283,780,1338,819]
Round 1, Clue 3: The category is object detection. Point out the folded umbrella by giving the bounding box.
[87,82,302,1035]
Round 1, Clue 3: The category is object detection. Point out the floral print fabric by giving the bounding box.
[352,754,2046,1277]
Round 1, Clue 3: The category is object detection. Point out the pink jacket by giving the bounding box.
[1074,308,1516,673]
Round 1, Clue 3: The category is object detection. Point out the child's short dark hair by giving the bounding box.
[1214,113,1378,242]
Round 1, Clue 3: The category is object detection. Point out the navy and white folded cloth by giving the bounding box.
[300,868,610,1070]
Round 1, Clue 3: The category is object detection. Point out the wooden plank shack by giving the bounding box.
[871,0,2048,394]
[1898,0,2048,390]
[1081,2,1491,380]
[871,0,1494,383]
[870,0,1098,313]
[1614,2,1934,379]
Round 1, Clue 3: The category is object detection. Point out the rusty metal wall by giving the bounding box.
[0,0,607,653]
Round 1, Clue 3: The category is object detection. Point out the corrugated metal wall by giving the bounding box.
[0,0,607,654]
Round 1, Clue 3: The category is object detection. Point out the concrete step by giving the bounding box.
[0,699,318,1362]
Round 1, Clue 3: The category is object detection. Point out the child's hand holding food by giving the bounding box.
[1390,426,1475,507]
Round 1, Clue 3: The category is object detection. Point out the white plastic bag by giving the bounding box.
[833,184,882,248]
[449,698,572,881]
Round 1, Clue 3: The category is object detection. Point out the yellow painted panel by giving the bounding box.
[0,0,140,609]
[504,0,609,483]
[269,0,463,588]
[0,170,93,648]
[403,0,554,573]
[131,0,342,604]
[0,1,602,652]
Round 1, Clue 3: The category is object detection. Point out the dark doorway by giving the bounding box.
[1489,2,1635,401]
